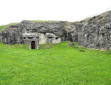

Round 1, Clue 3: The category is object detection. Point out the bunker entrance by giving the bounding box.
[31,41,36,49]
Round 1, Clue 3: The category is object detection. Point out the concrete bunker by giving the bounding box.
[23,33,39,49]
[22,32,62,49]
[46,33,61,44]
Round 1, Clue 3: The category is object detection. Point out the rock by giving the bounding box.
[0,21,67,45]
[1,10,111,50]
[77,10,111,50]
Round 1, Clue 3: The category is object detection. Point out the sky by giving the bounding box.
[0,0,111,25]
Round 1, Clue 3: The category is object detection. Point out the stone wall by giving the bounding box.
[1,24,23,44]
[0,20,67,45]
[1,10,111,50]
[77,11,111,50]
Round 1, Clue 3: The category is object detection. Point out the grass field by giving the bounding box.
[0,42,111,85]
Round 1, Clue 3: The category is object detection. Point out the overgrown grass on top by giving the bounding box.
[0,25,8,32]
[32,20,61,23]
[0,23,18,32]
[0,42,111,85]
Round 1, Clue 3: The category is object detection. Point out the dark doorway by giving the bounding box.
[31,41,36,49]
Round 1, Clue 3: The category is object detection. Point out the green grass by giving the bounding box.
[32,20,61,23]
[0,42,111,85]
[0,23,18,32]
[0,25,8,32]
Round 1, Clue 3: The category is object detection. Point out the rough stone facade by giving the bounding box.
[1,10,111,50]
[0,20,67,49]
[23,33,39,49]
[77,11,111,50]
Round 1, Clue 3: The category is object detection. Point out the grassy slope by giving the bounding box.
[0,25,8,32]
[32,20,61,23]
[0,42,111,85]
[0,23,18,32]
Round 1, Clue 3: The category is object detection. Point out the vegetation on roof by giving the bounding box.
[0,23,18,32]
[32,20,62,23]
